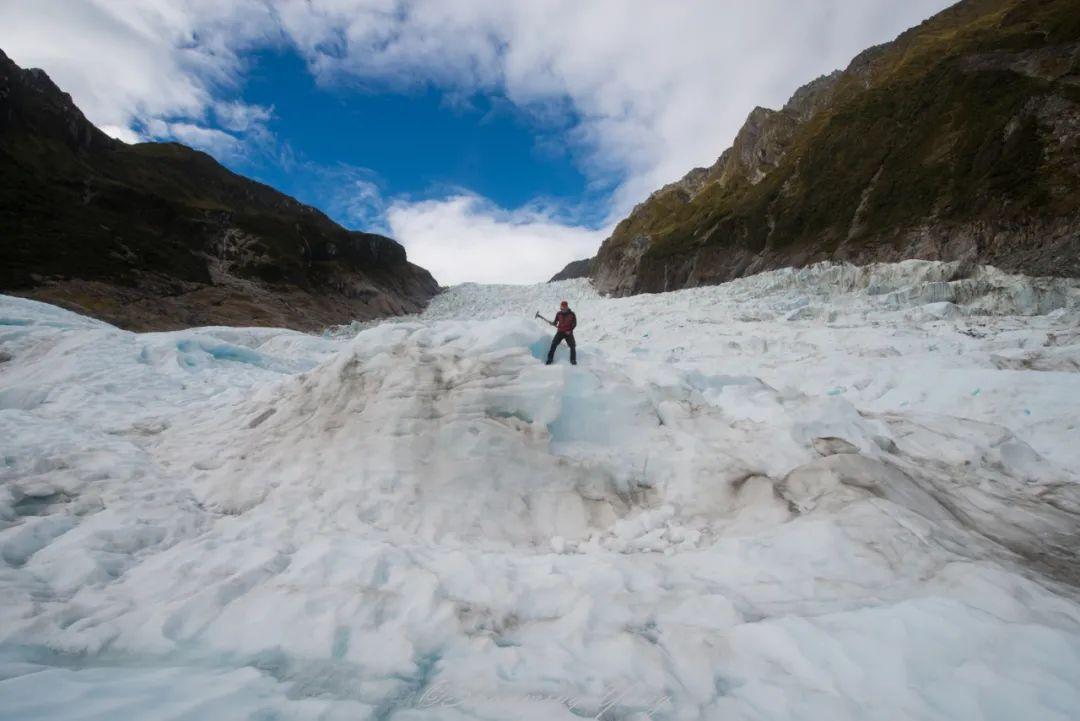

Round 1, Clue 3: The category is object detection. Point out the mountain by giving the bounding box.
[548,257,593,282]
[586,0,1080,295]
[0,49,439,331]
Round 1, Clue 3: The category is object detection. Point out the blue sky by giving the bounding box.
[234,49,598,228]
[0,0,954,284]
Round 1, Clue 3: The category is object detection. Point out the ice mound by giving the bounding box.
[179,318,784,549]
[173,316,848,550]
[179,318,657,546]
[173,315,1080,572]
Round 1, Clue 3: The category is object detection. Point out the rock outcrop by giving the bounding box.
[549,257,594,282]
[593,0,1080,295]
[0,49,439,331]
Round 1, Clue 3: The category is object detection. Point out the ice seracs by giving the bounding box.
[1,261,1079,720]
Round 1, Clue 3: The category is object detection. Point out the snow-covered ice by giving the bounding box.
[2,260,1080,720]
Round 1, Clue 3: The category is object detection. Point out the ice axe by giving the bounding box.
[534,311,553,325]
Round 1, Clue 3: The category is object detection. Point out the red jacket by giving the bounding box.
[555,309,577,333]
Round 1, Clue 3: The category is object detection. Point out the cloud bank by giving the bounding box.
[386,195,608,285]
[0,0,954,284]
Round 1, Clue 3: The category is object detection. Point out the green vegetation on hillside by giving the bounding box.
[597,0,1080,290]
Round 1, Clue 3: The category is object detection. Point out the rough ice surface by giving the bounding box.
[2,260,1080,720]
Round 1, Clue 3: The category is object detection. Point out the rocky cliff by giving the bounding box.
[0,49,439,331]
[592,0,1080,295]
[548,257,594,282]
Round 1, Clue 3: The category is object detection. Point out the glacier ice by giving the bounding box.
[1,261,1079,720]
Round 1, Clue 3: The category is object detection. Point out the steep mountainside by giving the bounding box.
[0,49,438,331]
[548,257,593,282]
[589,0,1080,295]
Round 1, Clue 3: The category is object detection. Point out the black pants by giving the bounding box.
[546,331,576,364]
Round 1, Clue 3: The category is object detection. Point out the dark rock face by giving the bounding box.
[0,49,439,331]
[593,0,1080,296]
[549,257,594,282]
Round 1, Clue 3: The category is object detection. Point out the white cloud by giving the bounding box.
[0,0,955,284]
[213,100,274,133]
[0,1,208,130]
[273,0,955,214]
[0,0,275,156]
[386,195,608,285]
[98,124,144,144]
[311,164,390,232]
[162,122,245,160]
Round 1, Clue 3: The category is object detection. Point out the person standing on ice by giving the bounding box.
[545,300,577,365]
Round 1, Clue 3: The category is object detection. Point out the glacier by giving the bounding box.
[1,260,1079,720]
